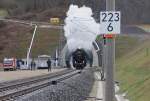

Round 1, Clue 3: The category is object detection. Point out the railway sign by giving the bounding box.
[50,18,60,25]
[100,11,121,34]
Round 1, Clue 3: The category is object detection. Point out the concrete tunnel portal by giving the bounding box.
[60,41,102,68]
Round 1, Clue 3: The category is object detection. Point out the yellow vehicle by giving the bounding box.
[50,18,60,25]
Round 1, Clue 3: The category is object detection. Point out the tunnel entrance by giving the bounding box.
[60,41,102,68]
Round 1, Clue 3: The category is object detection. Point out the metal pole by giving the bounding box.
[105,0,115,101]
[102,36,106,81]
[106,0,115,11]
[26,25,38,68]
[59,28,64,66]
[55,49,58,67]
[94,41,100,52]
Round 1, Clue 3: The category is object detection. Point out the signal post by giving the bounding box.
[100,0,121,101]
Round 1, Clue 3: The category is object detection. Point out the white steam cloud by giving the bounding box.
[64,5,99,51]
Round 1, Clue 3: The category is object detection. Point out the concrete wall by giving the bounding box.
[59,44,100,67]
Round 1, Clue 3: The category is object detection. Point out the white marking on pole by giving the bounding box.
[55,49,58,67]
[27,25,38,68]
[94,41,101,52]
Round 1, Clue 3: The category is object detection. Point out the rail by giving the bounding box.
[0,69,79,101]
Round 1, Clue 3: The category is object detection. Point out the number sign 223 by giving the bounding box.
[100,11,121,34]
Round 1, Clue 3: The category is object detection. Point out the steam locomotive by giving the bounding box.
[72,49,87,69]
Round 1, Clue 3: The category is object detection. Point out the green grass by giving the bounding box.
[0,28,60,59]
[0,9,8,17]
[115,35,139,58]
[30,28,60,57]
[116,36,150,101]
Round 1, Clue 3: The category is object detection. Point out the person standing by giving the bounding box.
[47,59,51,72]
[31,59,36,71]
[16,59,21,70]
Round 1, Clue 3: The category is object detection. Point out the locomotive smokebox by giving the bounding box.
[65,48,93,69]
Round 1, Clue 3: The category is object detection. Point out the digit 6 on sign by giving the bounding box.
[107,23,113,32]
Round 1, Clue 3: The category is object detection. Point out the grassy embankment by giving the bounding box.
[14,28,60,58]
[0,9,8,17]
[115,34,150,101]
[0,9,61,59]
[0,28,60,59]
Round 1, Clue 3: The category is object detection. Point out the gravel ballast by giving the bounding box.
[16,69,95,101]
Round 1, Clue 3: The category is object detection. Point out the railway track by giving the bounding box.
[0,69,80,101]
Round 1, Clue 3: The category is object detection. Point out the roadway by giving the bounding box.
[0,18,63,29]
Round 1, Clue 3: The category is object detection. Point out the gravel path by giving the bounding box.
[16,69,95,101]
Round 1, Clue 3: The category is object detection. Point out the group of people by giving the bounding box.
[30,59,51,72]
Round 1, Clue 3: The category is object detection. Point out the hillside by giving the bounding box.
[116,35,150,101]
[0,23,60,61]
[0,0,150,61]
[0,0,150,24]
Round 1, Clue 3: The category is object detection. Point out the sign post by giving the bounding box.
[100,1,121,101]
